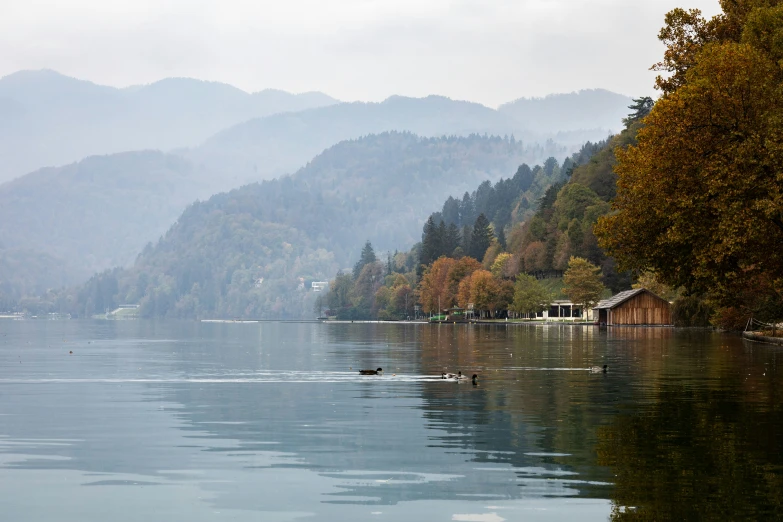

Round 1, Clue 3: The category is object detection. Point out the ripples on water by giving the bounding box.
[0,321,781,521]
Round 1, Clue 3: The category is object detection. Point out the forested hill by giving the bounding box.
[413,139,609,273]
[72,132,567,319]
[426,140,607,237]
[505,123,641,291]
[0,248,74,310]
[316,117,641,323]
[0,151,212,283]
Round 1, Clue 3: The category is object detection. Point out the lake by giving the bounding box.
[1,321,781,521]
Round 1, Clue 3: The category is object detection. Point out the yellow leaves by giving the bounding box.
[562,257,605,310]
[597,8,783,299]
[490,253,512,278]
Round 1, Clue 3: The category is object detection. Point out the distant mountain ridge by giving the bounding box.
[187,91,631,188]
[0,73,635,310]
[188,95,519,186]
[0,70,633,184]
[498,89,633,134]
[0,69,340,182]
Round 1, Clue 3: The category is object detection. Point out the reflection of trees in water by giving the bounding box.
[167,323,783,509]
[416,325,620,495]
[164,324,624,504]
[596,350,783,520]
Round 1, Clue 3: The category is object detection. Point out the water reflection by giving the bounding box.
[597,338,783,520]
[0,321,781,520]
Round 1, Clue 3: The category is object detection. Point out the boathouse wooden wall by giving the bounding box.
[608,292,672,326]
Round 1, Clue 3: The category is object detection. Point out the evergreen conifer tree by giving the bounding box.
[436,220,447,259]
[419,217,438,274]
[460,192,475,226]
[470,214,494,261]
[496,225,507,250]
[445,223,461,257]
[461,224,473,256]
[353,240,377,279]
[621,96,654,128]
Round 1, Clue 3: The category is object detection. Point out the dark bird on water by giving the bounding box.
[359,368,383,375]
[455,372,478,385]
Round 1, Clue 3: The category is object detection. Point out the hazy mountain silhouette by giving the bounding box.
[0,70,339,182]
[188,90,631,187]
[0,73,634,304]
[188,95,519,187]
[498,89,633,134]
[0,151,213,283]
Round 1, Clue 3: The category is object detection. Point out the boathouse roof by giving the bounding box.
[595,288,654,309]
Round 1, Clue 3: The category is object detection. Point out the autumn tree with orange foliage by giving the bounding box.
[445,256,483,300]
[596,1,783,323]
[417,257,456,313]
[456,269,513,318]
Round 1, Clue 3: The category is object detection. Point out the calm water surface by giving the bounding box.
[0,321,781,521]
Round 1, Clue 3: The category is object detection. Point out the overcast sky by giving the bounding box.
[0,0,721,106]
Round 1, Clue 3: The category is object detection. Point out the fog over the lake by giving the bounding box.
[1,0,721,105]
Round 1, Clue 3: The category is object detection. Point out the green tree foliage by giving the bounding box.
[596,1,783,324]
[353,241,377,279]
[632,270,679,302]
[327,271,353,314]
[621,96,654,129]
[510,129,634,292]
[76,269,121,317]
[428,157,569,239]
[351,262,384,311]
[490,253,513,279]
[0,152,205,282]
[419,216,439,270]
[512,274,552,317]
[0,248,72,309]
[671,294,713,327]
[469,214,494,261]
[375,274,414,320]
[54,132,556,319]
[562,257,605,312]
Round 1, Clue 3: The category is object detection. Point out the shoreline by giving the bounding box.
[743,331,783,346]
[199,318,677,327]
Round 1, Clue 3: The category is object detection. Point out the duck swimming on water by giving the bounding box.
[590,365,608,373]
[454,372,479,385]
[359,368,383,375]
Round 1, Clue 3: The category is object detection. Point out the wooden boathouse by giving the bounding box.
[594,288,672,326]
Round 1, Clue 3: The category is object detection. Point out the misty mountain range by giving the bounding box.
[0,69,339,183]
[0,69,634,309]
[0,70,632,184]
[74,132,572,319]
